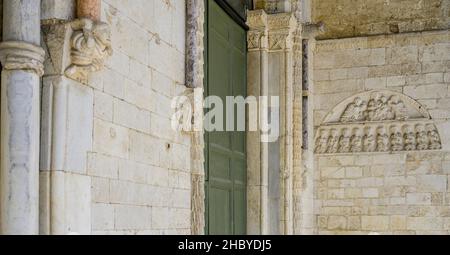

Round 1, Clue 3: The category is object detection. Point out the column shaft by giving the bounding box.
[0,0,44,235]
[76,0,100,21]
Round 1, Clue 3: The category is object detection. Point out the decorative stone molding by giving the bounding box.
[323,90,430,123]
[267,13,297,51]
[43,18,112,84]
[0,41,46,76]
[315,91,442,154]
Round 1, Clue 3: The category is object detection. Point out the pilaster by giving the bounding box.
[246,9,270,235]
[39,0,111,234]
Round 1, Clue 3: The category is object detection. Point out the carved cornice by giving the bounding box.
[0,41,45,76]
[43,18,112,84]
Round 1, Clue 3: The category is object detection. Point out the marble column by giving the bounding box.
[0,0,45,235]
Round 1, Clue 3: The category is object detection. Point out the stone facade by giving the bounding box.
[0,0,449,235]
[313,31,450,234]
[86,0,190,235]
[313,0,450,39]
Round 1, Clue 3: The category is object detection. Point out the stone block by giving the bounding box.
[41,0,75,20]
[361,216,390,231]
[416,175,447,192]
[369,48,386,66]
[407,217,444,231]
[123,79,153,111]
[327,216,347,230]
[152,70,174,97]
[129,130,161,166]
[91,176,110,204]
[387,46,418,65]
[362,188,379,198]
[391,216,407,230]
[94,90,113,121]
[113,99,151,133]
[152,207,169,230]
[406,193,432,205]
[65,173,91,234]
[387,76,406,87]
[314,70,330,81]
[118,160,149,184]
[92,203,115,231]
[87,153,119,179]
[93,119,129,158]
[329,69,348,80]
[422,43,450,62]
[103,68,127,99]
[114,204,151,230]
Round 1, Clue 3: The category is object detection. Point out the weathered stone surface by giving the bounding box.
[313,0,450,39]
[314,30,450,234]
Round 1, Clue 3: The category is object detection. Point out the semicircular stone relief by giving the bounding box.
[315,90,442,154]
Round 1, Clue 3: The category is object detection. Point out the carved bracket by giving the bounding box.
[315,91,442,154]
[247,10,296,52]
[43,18,112,84]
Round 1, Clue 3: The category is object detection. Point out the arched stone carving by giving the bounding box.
[323,90,430,124]
[315,91,442,154]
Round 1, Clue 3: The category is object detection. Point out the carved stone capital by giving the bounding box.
[0,41,45,76]
[267,13,297,51]
[43,18,112,84]
[247,10,269,51]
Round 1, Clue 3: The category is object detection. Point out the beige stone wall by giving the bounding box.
[87,0,191,234]
[313,30,450,234]
[313,0,450,39]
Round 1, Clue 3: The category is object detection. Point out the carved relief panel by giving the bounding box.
[315,90,442,154]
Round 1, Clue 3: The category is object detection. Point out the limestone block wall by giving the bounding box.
[313,0,450,39]
[87,0,191,234]
[313,30,450,234]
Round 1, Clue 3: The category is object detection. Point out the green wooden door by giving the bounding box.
[205,0,247,235]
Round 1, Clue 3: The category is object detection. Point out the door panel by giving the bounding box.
[205,0,247,235]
